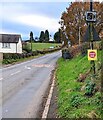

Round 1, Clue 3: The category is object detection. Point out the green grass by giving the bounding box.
[56,51,102,119]
[27,43,61,51]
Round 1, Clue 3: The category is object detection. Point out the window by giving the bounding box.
[2,43,10,48]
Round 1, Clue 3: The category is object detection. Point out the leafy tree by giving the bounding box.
[45,30,49,43]
[54,29,61,43]
[60,2,103,45]
[39,31,45,42]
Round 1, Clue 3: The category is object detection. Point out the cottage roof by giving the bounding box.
[0,34,21,43]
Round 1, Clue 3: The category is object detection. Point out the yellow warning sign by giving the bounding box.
[88,49,97,61]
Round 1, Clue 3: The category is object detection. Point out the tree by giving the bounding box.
[54,29,61,43]
[35,37,39,42]
[30,31,34,51]
[60,2,103,45]
[39,31,45,42]
[45,30,49,43]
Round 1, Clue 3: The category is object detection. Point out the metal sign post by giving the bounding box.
[90,1,96,74]
[85,0,101,75]
[86,0,96,75]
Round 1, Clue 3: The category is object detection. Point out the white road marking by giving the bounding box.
[11,71,21,76]
[32,64,53,68]
[42,70,56,118]
[25,66,31,70]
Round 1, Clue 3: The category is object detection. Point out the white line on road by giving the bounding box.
[10,71,21,76]
[25,66,31,70]
[42,70,55,118]
[32,64,53,68]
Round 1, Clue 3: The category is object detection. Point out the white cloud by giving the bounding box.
[0,29,21,35]
[0,3,60,33]
[15,14,60,32]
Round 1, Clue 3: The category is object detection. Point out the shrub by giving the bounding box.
[32,51,38,56]
[62,45,81,59]
[22,44,31,53]
[85,81,96,96]
[3,53,12,59]
[70,94,83,108]
[81,43,90,56]
[62,47,72,59]
[11,53,19,59]
[93,41,102,50]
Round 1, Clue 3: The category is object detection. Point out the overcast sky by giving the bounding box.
[0,0,102,40]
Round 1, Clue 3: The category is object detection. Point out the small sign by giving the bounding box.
[88,49,97,60]
[86,11,96,22]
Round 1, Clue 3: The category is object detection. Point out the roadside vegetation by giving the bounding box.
[56,1,102,118]
[2,43,61,65]
[56,48,102,118]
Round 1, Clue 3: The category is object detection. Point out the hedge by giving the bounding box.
[3,47,61,64]
[62,41,101,59]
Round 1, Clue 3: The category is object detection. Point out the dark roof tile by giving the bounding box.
[0,34,21,43]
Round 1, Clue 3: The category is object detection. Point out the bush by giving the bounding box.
[93,41,102,50]
[3,53,12,59]
[62,45,81,59]
[22,44,31,53]
[81,43,90,56]
[70,94,83,108]
[62,43,92,59]
[85,81,96,96]
[62,48,72,59]
[32,51,38,56]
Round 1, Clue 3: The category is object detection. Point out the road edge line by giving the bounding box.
[42,69,56,118]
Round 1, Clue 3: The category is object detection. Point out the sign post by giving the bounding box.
[86,0,96,74]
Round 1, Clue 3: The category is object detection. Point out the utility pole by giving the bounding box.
[79,26,81,45]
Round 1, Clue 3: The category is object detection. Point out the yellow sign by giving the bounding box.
[88,49,97,61]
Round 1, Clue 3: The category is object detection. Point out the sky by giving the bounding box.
[0,1,70,40]
[0,0,102,40]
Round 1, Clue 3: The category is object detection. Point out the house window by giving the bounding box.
[2,43,10,48]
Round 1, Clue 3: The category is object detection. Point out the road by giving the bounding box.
[0,51,61,118]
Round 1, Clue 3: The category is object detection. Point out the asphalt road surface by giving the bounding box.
[0,51,61,118]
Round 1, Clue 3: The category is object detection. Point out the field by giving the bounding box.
[27,43,61,51]
[56,50,102,118]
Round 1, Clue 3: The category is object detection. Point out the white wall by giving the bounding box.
[0,42,22,53]
[0,43,17,53]
[17,38,22,53]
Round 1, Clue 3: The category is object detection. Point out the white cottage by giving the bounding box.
[0,34,22,53]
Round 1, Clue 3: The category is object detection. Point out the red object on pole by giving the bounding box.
[89,52,96,58]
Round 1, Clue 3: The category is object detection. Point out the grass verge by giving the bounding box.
[56,51,102,119]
